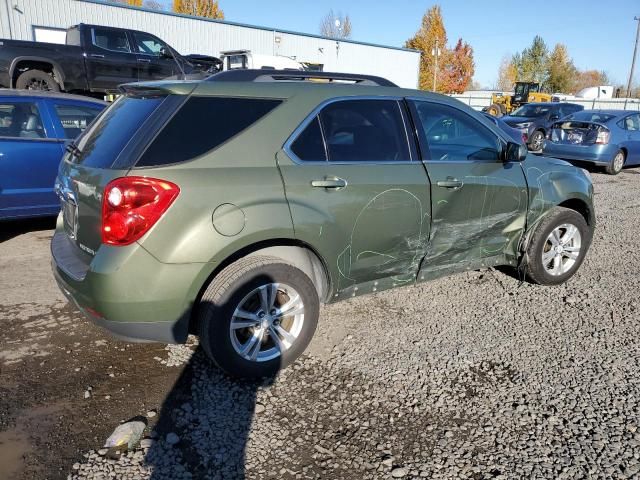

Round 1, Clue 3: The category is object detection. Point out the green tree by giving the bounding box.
[513,35,549,87]
[405,5,447,91]
[546,44,577,93]
[173,0,224,19]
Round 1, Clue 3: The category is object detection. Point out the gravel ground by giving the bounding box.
[2,169,640,480]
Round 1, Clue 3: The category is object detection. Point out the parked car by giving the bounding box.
[501,102,584,151]
[543,109,640,175]
[482,112,528,143]
[0,90,106,220]
[0,24,213,95]
[52,70,595,378]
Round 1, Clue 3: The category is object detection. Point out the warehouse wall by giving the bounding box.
[0,0,420,88]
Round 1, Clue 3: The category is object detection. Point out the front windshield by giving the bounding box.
[511,105,550,118]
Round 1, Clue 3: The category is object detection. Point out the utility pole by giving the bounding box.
[626,16,640,98]
[432,40,441,92]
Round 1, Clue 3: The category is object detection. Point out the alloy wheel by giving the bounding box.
[542,223,582,276]
[613,152,625,173]
[229,283,305,362]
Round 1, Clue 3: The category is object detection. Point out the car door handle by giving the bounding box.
[311,177,347,189]
[137,58,151,63]
[89,54,105,58]
[436,179,464,189]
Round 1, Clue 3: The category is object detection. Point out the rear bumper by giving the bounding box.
[542,142,617,165]
[51,224,206,344]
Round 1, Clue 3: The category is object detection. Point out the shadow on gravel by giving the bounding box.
[145,346,272,480]
[0,216,56,243]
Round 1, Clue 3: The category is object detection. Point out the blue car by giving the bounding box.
[0,90,106,219]
[543,110,640,175]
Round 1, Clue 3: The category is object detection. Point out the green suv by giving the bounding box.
[52,70,595,377]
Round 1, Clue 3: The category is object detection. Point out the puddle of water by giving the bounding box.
[0,428,31,480]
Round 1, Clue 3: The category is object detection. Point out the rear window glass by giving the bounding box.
[73,95,164,168]
[566,111,616,123]
[137,97,282,167]
[290,116,327,161]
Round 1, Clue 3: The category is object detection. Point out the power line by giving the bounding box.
[627,16,640,98]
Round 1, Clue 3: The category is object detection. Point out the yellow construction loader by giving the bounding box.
[486,82,552,116]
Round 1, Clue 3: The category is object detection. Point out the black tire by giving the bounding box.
[525,207,592,286]
[605,149,625,175]
[197,255,319,378]
[15,69,60,92]
[487,103,503,117]
[528,130,545,151]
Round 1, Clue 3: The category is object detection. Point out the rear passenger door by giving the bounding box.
[0,99,64,218]
[278,98,431,298]
[621,113,640,165]
[408,100,528,279]
[84,26,139,91]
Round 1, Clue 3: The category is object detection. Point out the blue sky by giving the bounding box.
[158,0,638,87]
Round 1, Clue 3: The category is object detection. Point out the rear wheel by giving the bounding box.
[605,150,625,175]
[197,256,319,378]
[528,130,545,151]
[525,207,591,285]
[15,69,60,92]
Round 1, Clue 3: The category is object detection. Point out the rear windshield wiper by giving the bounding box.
[65,141,82,156]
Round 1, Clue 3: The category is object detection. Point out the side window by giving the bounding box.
[290,116,327,161]
[624,114,640,131]
[412,101,500,162]
[92,28,131,53]
[53,104,103,139]
[132,32,168,56]
[0,102,45,139]
[319,99,410,162]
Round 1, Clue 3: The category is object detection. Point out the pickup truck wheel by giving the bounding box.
[16,69,60,92]
[525,207,591,286]
[605,150,625,175]
[197,256,319,378]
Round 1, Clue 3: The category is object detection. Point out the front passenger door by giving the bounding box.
[409,100,528,279]
[130,32,180,80]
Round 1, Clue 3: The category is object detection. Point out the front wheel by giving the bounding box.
[525,207,592,285]
[528,130,545,151]
[605,150,625,175]
[197,256,319,378]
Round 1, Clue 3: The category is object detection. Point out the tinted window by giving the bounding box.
[73,95,164,168]
[319,99,410,162]
[0,102,45,139]
[137,97,282,167]
[92,28,130,53]
[291,116,326,161]
[413,101,500,162]
[54,104,104,139]
[133,32,167,56]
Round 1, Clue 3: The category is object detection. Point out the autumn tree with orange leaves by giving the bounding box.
[173,0,224,19]
[405,5,474,93]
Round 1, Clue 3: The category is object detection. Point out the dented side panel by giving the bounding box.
[418,160,529,281]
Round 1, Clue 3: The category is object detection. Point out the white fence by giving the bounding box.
[450,95,640,112]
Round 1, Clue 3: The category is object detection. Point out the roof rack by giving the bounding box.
[206,69,398,87]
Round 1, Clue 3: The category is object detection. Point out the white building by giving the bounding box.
[0,0,420,88]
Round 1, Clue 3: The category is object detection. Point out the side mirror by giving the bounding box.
[505,141,528,162]
[159,47,172,58]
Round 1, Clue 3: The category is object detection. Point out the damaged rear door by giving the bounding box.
[408,100,528,280]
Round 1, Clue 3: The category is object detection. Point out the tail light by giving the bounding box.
[595,130,610,145]
[102,177,180,246]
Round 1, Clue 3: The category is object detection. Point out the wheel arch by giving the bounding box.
[557,198,593,226]
[188,239,332,333]
[10,57,66,89]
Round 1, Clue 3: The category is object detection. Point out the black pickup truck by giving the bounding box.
[0,24,221,95]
